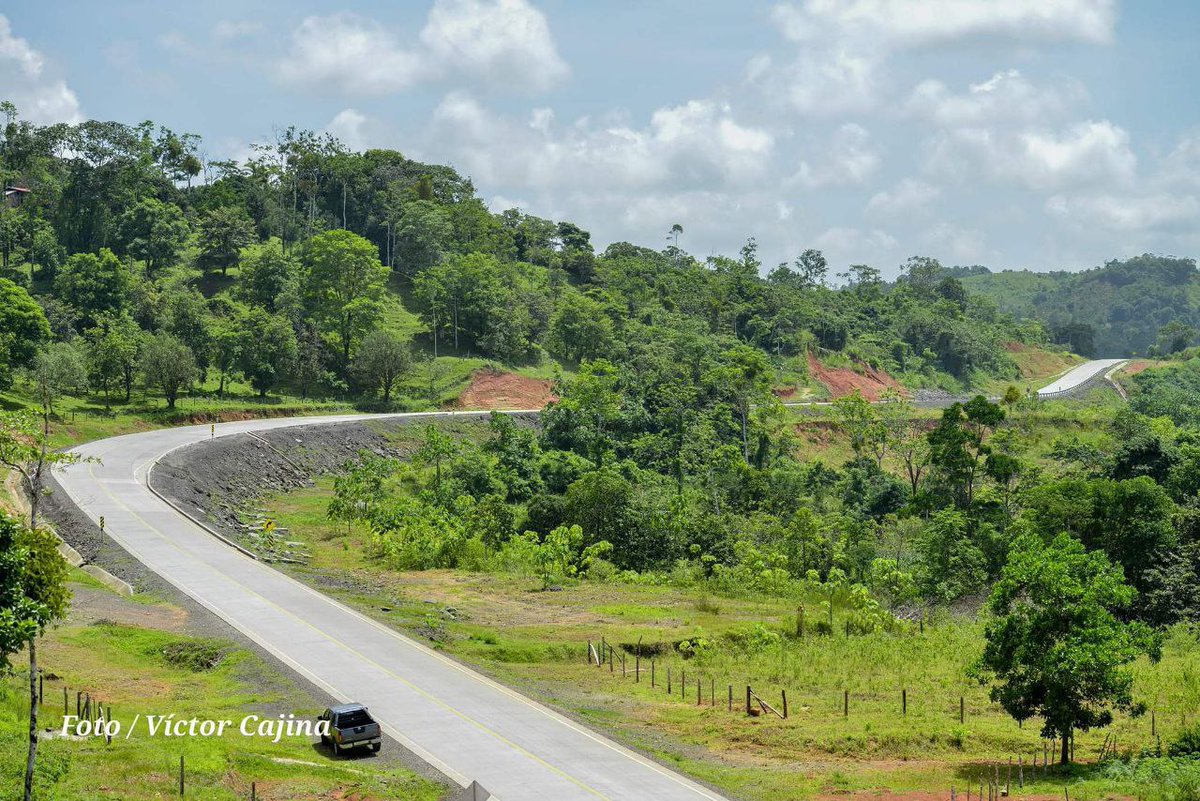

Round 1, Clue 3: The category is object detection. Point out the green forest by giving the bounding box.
[0,109,1060,408]
[960,255,1200,358]
[6,106,1200,799]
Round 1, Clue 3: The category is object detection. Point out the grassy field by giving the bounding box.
[0,573,442,801]
[264,471,1197,801]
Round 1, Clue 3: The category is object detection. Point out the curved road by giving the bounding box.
[56,413,727,801]
[1036,358,1127,399]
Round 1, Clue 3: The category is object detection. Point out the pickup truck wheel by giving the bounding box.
[371,743,381,753]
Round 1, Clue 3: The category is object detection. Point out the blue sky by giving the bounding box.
[3,1,1198,277]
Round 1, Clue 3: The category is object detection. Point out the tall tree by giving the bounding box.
[0,279,50,389]
[196,205,256,276]
[53,248,130,328]
[236,308,297,397]
[302,230,388,367]
[237,238,299,313]
[15,519,69,801]
[352,329,410,403]
[116,198,189,276]
[975,530,1158,765]
[141,332,197,408]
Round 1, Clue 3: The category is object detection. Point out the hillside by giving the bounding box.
[0,112,1050,420]
[961,254,1200,358]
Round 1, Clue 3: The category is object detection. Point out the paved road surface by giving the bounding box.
[56,412,728,801]
[1037,358,1128,398]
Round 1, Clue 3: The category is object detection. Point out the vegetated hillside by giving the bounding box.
[961,254,1200,358]
[0,109,1052,419]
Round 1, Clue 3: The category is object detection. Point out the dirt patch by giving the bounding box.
[66,584,188,631]
[807,354,904,401]
[1121,359,1155,377]
[456,369,554,410]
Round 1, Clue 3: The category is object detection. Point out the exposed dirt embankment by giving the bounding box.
[149,414,538,548]
[456,369,554,410]
[807,353,904,400]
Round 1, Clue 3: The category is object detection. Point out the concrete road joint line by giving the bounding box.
[58,411,727,801]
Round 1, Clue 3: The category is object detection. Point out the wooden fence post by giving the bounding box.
[902,688,906,716]
[844,690,849,717]
[251,782,256,801]
[681,669,685,699]
[667,667,671,695]
[782,690,788,719]
[728,684,732,712]
[651,660,655,688]
[959,696,964,723]
[710,677,714,706]
[635,637,642,683]
[63,686,68,716]
[746,686,752,716]
[697,677,701,705]
[180,754,185,797]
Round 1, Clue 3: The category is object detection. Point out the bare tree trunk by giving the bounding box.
[1061,730,1070,765]
[24,640,38,801]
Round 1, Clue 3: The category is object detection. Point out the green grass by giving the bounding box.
[260,466,1200,800]
[0,618,441,800]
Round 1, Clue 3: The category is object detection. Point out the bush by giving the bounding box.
[1170,724,1200,757]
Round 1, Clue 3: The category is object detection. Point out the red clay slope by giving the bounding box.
[455,368,555,410]
[807,353,904,401]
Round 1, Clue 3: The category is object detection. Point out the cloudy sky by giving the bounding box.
[3,1,1197,276]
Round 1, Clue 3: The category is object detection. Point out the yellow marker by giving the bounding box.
[98,515,105,532]
[211,424,215,439]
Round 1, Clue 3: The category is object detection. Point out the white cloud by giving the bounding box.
[276,0,565,95]
[772,0,1116,47]
[764,48,878,115]
[0,14,82,124]
[927,119,1136,191]
[276,14,427,93]
[762,1,1114,117]
[922,222,989,262]
[907,70,1086,127]
[1047,193,1200,231]
[794,124,879,188]
[813,226,900,265]
[866,179,941,217]
[420,0,566,92]
[427,93,772,192]
[325,109,370,152]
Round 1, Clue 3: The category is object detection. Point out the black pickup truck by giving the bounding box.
[319,703,382,755]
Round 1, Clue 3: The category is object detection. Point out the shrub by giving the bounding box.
[1170,724,1200,757]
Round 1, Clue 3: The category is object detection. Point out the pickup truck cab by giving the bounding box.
[319,703,382,755]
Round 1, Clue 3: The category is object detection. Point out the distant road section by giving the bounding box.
[1037,358,1128,399]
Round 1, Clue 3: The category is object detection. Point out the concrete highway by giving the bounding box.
[1036,358,1128,398]
[56,413,729,801]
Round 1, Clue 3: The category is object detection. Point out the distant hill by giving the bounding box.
[959,254,1200,357]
